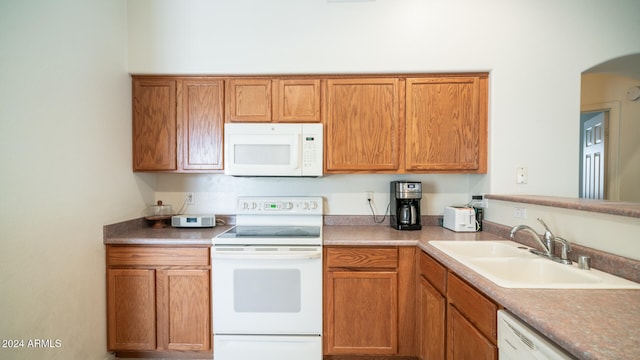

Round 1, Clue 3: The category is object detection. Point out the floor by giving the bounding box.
[324,356,419,360]
[117,356,419,360]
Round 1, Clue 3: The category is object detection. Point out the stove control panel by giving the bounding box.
[236,197,323,215]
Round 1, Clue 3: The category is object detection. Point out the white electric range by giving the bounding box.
[212,196,323,360]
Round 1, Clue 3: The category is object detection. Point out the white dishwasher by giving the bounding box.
[498,310,575,360]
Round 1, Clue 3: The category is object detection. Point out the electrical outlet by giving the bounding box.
[186,192,195,205]
[516,167,528,184]
[513,207,527,218]
[366,191,374,202]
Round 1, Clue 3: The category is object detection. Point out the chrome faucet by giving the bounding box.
[509,222,553,257]
[510,218,572,265]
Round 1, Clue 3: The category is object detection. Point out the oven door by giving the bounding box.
[212,245,322,335]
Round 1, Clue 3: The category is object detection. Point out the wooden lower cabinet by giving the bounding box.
[417,251,498,360]
[447,306,496,360]
[418,277,446,359]
[326,271,398,354]
[107,269,156,350]
[106,246,211,356]
[324,246,416,356]
[156,269,211,351]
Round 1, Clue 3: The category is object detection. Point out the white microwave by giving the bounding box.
[224,123,323,177]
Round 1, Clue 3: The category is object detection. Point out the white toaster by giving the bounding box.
[443,206,477,232]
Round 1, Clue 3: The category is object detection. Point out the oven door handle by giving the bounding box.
[212,250,321,261]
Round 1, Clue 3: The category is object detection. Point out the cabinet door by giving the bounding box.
[419,277,446,360]
[325,270,398,354]
[447,305,497,360]
[405,76,487,173]
[107,269,156,351]
[226,79,272,122]
[325,78,401,172]
[132,78,177,171]
[157,269,211,351]
[179,79,224,170]
[273,79,321,122]
[447,272,497,342]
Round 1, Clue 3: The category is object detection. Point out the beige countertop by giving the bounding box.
[325,225,640,360]
[104,222,640,359]
[104,220,233,245]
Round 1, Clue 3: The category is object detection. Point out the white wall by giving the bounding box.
[0,3,637,359]
[485,199,640,260]
[133,1,640,260]
[130,0,640,202]
[0,1,151,359]
[154,173,474,216]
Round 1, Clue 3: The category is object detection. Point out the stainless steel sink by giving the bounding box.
[429,240,640,289]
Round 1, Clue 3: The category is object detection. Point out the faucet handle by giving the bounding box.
[553,236,572,252]
[552,236,573,264]
[537,218,555,239]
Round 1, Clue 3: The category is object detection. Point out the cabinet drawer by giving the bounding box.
[419,251,447,294]
[447,272,497,342]
[107,246,210,267]
[326,247,398,269]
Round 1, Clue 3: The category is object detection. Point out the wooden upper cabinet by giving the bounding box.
[131,74,488,174]
[225,79,272,122]
[405,75,488,173]
[132,78,177,171]
[225,78,321,123]
[179,79,224,170]
[324,78,401,172]
[132,76,224,172]
[273,79,321,122]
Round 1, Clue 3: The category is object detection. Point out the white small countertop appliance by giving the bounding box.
[443,206,477,232]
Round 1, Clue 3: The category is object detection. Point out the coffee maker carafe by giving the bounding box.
[390,181,422,230]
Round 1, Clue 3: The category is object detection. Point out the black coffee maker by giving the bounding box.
[390,181,422,230]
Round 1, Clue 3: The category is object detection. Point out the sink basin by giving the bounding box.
[429,240,640,289]
[428,240,533,258]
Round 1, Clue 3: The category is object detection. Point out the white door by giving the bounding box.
[581,112,607,199]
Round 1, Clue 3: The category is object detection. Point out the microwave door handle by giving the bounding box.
[291,134,301,169]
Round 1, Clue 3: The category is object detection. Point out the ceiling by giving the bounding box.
[584,53,640,80]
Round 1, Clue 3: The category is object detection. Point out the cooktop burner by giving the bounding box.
[218,226,321,238]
